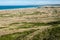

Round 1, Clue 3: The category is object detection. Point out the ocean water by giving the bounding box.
[0,4,60,10]
[0,5,40,10]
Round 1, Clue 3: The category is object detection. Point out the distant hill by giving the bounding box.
[45,4,60,6]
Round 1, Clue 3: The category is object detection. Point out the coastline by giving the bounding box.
[0,6,38,11]
[0,7,38,13]
[0,7,39,15]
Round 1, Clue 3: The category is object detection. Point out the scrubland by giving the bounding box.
[0,7,60,40]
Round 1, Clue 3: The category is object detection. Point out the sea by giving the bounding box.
[0,5,40,10]
[0,4,60,10]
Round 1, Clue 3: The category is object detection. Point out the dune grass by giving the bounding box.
[0,29,37,40]
[46,26,60,40]
[0,27,7,29]
[10,22,48,29]
[6,22,46,30]
[47,21,60,26]
[0,7,60,40]
[23,25,60,40]
[8,21,60,29]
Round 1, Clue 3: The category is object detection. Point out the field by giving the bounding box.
[0,7,60,40]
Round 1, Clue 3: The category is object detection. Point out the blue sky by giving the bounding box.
[0,0,60,5]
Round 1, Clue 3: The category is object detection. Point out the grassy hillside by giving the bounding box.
[0,7,60,40]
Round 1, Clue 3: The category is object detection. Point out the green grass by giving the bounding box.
[0,13,21,17]
[0,29,37,40]
[32,32,41,40]
[0,22,60,40]
[46,26,60,40]
[47,21,60,26]
[0,27,7,29]
[8,21,60,29]
[8,22,48,29]
[16,22,48,29]
[25,11,47,15]
[22,22,48,26]
[0,13,13,17]
[9,22,20,26]
[30,25,60,40]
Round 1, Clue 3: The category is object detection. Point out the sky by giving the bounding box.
[0,0,60,5]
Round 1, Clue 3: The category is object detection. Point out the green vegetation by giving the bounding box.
[25,11,47,15]
[46,26,60,40]
[53,9,58,14]
[0,27,7,29]
[0,29,37,40]
[47,21,60,26]
[0,13,22,17]
[22,22,47,26]
[0,7,60,40]
[18,25,60,40]
[14,22,48,29]
[8,22,48,29]
[8,21,60,29]
[9,22,20,26]
[0,13,13,17]
[32,32,41,40]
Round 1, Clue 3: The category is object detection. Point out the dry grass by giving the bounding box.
[0,7,60,40]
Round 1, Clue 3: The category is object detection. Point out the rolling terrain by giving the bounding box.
[0,7,60,40]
